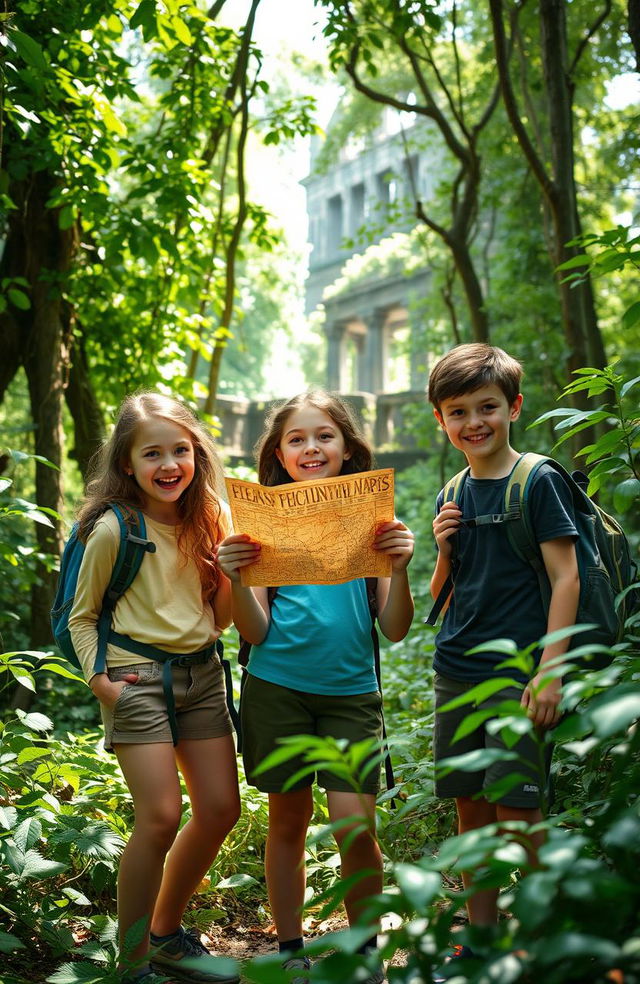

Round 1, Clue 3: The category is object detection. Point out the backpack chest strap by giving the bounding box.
[463,510,521,528]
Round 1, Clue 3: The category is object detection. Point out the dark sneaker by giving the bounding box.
[150,927,239,983]
[432,944,476,983]
[282,955,311,984]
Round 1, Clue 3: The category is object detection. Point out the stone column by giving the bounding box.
[326,318,348,391]
[362,307,388,394]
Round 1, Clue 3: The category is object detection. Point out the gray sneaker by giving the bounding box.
[150,927,239,983]
[282,955,311,984]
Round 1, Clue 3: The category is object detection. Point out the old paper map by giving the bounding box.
[225,469,394,586]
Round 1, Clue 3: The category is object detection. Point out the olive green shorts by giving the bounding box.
[101,655,233,752]
[241,673,383,794]
[434,673,552,809]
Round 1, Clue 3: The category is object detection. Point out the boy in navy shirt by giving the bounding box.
[428,343,579,970]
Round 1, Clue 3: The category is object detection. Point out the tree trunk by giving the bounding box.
[8,171,76,710]
[539,0,598,375]
[64,315,106,481]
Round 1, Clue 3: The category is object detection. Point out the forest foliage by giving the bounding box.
[1,0,640,982]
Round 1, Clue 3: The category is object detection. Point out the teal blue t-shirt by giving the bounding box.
[247,581,377,695]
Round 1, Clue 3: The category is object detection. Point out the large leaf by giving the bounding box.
[46,962,114,984]
[0,931,26,953]
[394,863,442,911]
[13,816,43,853]
[11,30,47,70]
[216,872,259,890]
[20,848,67,880]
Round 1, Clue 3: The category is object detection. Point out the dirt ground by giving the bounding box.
[4,908,407,983]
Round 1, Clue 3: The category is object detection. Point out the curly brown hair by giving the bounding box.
[256,390,374,486]
[76,391,225,601]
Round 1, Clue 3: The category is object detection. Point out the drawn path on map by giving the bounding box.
[225,469,394,586]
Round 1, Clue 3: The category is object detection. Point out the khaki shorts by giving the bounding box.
[101,655,233,751]
[434,673,552,809]
[241,673,383,794]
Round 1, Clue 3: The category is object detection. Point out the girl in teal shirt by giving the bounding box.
[218,390,414,984]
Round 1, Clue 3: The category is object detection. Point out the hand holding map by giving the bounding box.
[225,469,395,587]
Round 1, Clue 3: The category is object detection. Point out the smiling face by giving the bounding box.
[275,405,351,483]
[126,416,195,522]
[435,384,523,476]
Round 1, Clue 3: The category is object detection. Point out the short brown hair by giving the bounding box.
[256,390,373,486]
[428,343,523,411]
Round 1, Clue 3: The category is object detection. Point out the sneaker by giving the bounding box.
[150,927,240,983]
[282,955,311,984]
[432,944,476,983]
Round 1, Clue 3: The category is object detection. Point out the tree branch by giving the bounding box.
[568,0,613,78]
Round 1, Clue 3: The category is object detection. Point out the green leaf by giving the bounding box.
[14,816,42,852]
[58,204,76,230]
[622,302,640,331]
[556,253,591,271]
[17,746,52,765]
[438,676,519,712]
[7,287,30,309]
[0,805,18,830]
[11,30,47,70]
[47,961,111,983]
[395,863,442,911]
[39,662,85,683]
[216,872,259,890]
[8,665,35,691]
[0,931,26,953]
[613,478,640,513]
[588,690,640,738]
[437,747,519,775]
[620,374,640,398]
[171,16,193,45]
[20,848,67,880]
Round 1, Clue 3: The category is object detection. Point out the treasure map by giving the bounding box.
[225,469,395,587]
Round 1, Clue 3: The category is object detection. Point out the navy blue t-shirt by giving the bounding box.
[434,468,577,682]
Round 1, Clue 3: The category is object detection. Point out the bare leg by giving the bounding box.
[114,742,183,969]
[455,796,499,926]
[496,803,544,868]
[326,790,382,929]
[151,734,240,936]
[265,788,314,942]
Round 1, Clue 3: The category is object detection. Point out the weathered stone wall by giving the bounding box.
[216,391,431,471]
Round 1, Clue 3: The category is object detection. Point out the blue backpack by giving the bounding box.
[427,453,639,668]
[50,504,239,742]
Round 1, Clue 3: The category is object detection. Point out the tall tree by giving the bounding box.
[0,0,316,669]
[488,0,614,378]
[319,0,503,342]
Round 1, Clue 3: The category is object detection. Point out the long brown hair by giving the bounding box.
[256,390,374,486]
[76,392,225,600]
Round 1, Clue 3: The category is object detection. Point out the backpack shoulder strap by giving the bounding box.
[105,504,156,604]
[443,466,470,504]
[362,576,396,799]
[94,505,156,675]
[503,452,564,606]
[424,469,470,626]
